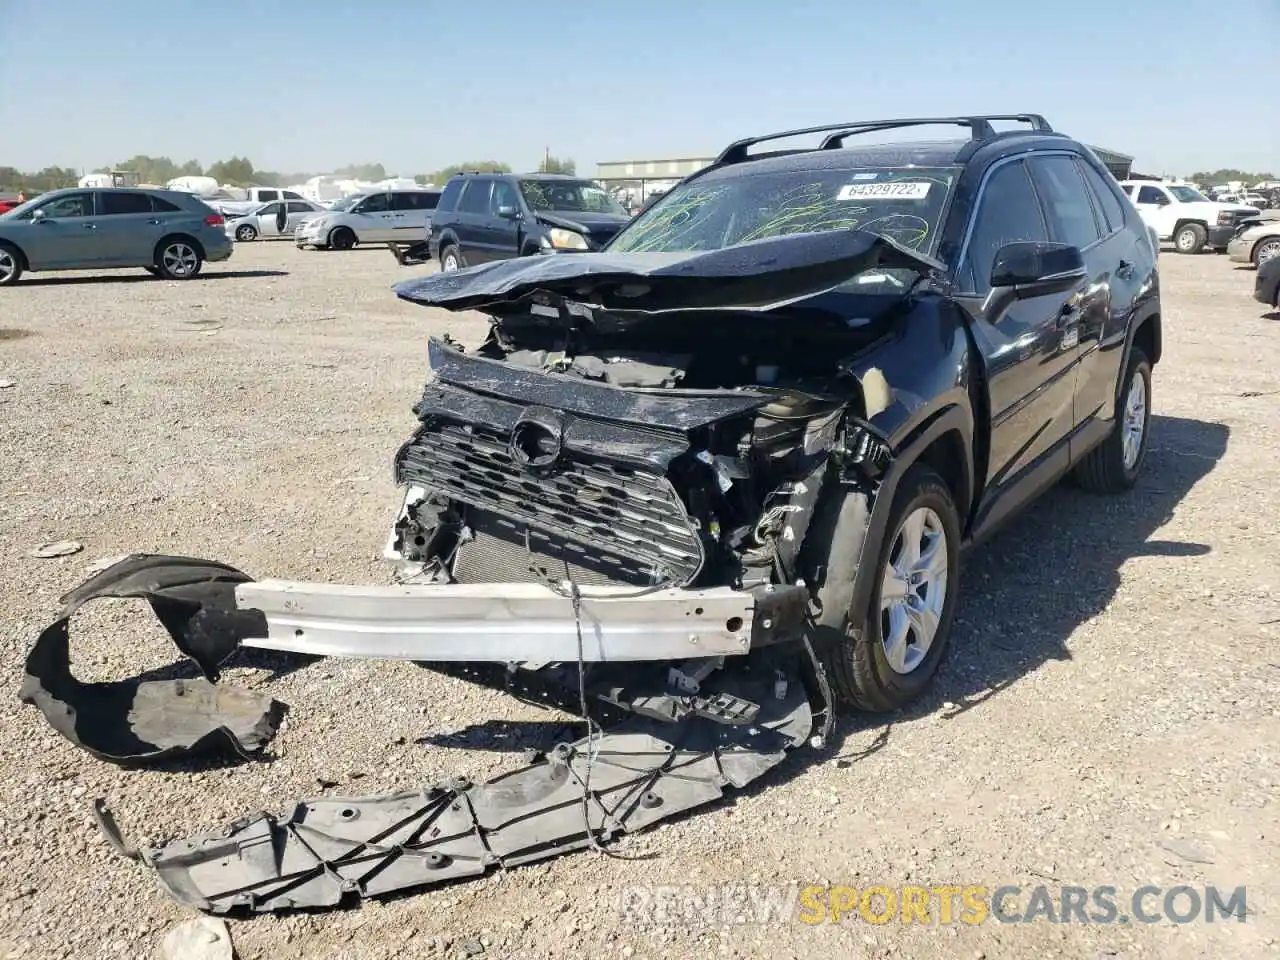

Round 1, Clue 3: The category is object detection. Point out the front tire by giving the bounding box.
[811,465,962,712]
[329,227,356,250]
[235,223,258,242]
[1073,346,1151,494]
[439,244,464,271]
[154,238,203,280]
[1174,223,1207,254]
[1253,237,1280,267]
[0,243,23,286]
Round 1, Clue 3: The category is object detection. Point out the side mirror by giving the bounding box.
[1154,195,1170,206]
[31,208,47,222]
[983,241,1085,323]
[496,205,519,220]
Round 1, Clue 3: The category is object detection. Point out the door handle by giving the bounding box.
[146,218,161,225]
[83,223,97,230]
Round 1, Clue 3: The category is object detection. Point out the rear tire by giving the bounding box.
[1073,346,1151,494]
[154,237,204,280]
[0,243,23,286]
[1174,223,1207,254]
[810,464,962,713]
[329,227,356,250]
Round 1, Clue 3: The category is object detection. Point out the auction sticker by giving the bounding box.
[837,181,932,200]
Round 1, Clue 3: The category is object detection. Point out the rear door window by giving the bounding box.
[1028,155,1103,250]
[1078,162,1127,234]
[151,195,182,212]
[99,191,153,215]
[436,179,464,213]
[457,179,492,215]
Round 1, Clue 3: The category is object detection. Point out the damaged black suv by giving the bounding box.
[21,116,1164,911]
[380,115,1161,713]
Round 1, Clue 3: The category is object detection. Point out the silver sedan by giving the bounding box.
[226,199,326,242]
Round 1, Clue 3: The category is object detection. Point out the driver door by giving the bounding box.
[350,192,394,241]
[256,201,285,237]
[1132,184,1173,239]
[957,158,1081,535]
[16,191,102,268]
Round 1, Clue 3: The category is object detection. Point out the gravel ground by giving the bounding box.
[0,242,1277,960]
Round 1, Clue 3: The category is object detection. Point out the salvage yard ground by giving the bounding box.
[0,244,1277,960]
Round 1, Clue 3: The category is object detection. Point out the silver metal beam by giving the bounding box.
[235,580,755,663]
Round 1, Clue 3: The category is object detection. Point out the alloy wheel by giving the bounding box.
[1122,367,1147,470]
[879,506,949,675]
[0,249,14,282]
[1257,239,1280,266]
[162,242,198,277]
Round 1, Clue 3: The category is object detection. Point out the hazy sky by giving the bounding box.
[1,0,1277,178]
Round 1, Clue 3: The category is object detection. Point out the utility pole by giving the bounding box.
[544,146,550,171]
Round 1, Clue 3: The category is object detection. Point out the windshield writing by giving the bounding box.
[520,180,626,215]
[609,167,956,256]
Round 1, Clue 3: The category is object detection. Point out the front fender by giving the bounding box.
[844,404,974,623]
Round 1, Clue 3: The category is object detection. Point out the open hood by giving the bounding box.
[393,230,943,315]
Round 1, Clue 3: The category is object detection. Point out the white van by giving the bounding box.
[293,189,442,250]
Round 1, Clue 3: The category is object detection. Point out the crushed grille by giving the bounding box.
[396,420,705,586]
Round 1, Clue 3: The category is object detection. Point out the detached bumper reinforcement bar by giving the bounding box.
[235,580,794,663]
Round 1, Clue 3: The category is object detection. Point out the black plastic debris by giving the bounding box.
[19,554,284,764]
[107,674,810,914]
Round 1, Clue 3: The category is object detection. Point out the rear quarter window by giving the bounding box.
[436,179,464,213]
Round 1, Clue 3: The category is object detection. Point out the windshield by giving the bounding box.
[519,180,626,216]
[608,166,957,258]
[1169,186,1208,203]
[327,195,364,212]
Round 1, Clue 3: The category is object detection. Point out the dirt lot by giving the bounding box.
[0,242,1277,960]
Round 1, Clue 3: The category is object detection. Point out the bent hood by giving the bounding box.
[394,230,942,315]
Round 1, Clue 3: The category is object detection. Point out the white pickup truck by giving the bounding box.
[1119,180,1259,254]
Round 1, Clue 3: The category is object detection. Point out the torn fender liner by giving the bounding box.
[125,672,812,913]
[393,230,943,314]
[19,554,284,763]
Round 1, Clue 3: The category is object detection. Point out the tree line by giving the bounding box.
[1,153,578,195]
[1188,168,1276,185]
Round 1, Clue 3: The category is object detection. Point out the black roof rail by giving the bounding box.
[716,114,1054,165]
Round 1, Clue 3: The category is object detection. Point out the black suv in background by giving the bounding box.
[427,172,632,271]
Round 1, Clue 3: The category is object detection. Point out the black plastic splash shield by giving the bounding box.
[18,554,284,764]
[116,671,812,913]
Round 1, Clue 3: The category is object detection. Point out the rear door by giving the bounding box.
[1069,157,1146,433]
[956,157,1080,531]
[388,191,429,239]
[92,190,162,264]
